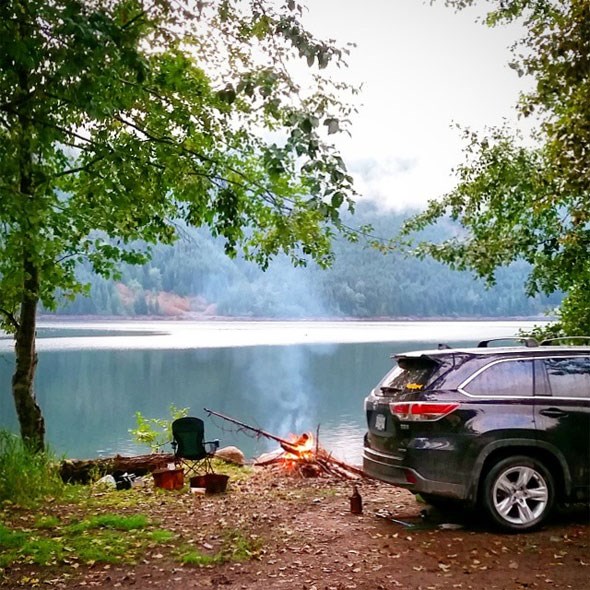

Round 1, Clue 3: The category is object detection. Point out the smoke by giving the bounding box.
[239,343,337,442]
[240,346,313,438]
[205,255,330,319]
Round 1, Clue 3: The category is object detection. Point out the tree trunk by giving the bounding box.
[12,25,45,452]
[12,254,45,453]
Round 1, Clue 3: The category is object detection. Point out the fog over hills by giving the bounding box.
[48,206,560,320]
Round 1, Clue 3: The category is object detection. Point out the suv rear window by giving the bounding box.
[379,356,439,394]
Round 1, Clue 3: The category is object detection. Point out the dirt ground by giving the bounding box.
[2,468,589,590]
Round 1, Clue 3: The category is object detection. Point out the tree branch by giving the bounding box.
[120,7,149,30]
[114,113,285,208]
[0,307,20,332]
[40,155,106,185]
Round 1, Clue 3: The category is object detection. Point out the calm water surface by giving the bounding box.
[0,320,542,463]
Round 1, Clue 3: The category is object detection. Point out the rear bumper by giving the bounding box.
[363,446,467,500]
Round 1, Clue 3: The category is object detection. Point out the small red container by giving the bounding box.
[152,468,184,490]
[190,473,229,494]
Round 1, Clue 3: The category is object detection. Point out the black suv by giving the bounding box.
[363,338,590,532]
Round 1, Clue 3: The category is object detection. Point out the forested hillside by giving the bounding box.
[47,206,560,319]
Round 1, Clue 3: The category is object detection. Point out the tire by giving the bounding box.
[482,456,554,532]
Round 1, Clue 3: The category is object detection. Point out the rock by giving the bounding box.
[94,474,117,489]
[215,446,246,466]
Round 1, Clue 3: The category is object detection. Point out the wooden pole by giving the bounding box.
[204,407,301,453]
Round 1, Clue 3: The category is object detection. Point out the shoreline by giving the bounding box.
[36,313,553,323]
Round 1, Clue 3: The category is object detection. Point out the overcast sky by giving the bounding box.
[304,0,527,212]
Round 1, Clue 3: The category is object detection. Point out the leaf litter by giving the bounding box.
[0,467,588,589]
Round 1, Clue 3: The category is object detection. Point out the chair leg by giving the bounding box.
[177,456,215,478]
[179,460,196,479]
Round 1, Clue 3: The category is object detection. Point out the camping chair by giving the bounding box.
[171,417,219,478]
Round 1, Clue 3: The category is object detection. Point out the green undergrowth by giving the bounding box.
[210,459,253,484]
[0,431,67,508]
[0,456,260,579]
[178,529,262,566]
[0,436,259,573]
[0,512,174,568]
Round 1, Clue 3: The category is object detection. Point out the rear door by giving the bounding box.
[365,355,441,456]
[534,355,590,501]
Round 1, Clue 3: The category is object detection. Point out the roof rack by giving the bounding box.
[477,337,539,348]
[540,336,590,346]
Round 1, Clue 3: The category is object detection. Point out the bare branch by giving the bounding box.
[0,307,19,332]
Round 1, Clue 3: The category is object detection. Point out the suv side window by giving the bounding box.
[543,356,590,399]
[462,359,534,397]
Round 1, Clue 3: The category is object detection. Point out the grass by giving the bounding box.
[0,439,261,575]
[34,515,60,529]
[66,514,150,533]
[210,460,254,484]
[0,512,174,568]
[1,498,260,570]
[0,431,66,508]
[178,529,262,566]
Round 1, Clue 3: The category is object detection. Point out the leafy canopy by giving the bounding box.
[0,0,359,331]
[400,0,590,334]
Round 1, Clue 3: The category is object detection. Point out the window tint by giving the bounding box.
[379,357,438,394]
[544,357,590,399]
[463,360,533,397]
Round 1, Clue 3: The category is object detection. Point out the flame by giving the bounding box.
[281,432,316,467]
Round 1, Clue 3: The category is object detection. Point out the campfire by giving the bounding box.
[264,432,365,479]
[204,408,366,480]
[279,432,315,468]
[257,431,322,477]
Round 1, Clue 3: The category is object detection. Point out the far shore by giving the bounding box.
[36,313,554,323]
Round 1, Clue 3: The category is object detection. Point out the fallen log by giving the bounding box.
[59,453,174,484]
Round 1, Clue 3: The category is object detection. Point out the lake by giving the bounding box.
[0,319,543,464]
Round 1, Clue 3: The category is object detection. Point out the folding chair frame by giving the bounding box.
[171,417,219,479]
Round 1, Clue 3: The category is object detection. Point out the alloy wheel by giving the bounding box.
[491,464,549,527]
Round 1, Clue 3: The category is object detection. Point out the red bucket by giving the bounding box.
[190,473,229,494]
[152,468,184,490]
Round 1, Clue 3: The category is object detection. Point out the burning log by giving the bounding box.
[204,407,370,480]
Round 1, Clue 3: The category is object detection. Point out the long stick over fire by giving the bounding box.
[204,407,370,479]
[204,407,303,454]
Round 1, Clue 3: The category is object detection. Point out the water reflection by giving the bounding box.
[0,341,407,462]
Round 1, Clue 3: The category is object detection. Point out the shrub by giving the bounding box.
[129,404,188,452]
[0,431,65,507]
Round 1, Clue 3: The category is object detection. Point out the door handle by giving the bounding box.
[539,408,568,418]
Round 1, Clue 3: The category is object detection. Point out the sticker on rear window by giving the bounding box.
[406,383,424,390]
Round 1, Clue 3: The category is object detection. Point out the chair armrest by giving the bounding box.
[204,439,220,454]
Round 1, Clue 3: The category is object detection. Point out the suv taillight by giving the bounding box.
[389,402,460,422]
